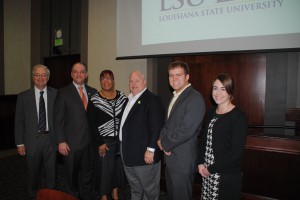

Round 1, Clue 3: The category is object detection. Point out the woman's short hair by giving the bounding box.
[99,69,114,80]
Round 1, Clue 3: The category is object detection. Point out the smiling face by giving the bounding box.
[212,79,232,106]
[129,71,146,96]
[168,67,189,93]
[100,73,115,91]
[32,66,49,90]
[71,63,88,86]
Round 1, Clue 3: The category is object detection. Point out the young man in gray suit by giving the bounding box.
[15,64,57,200]
[120,70,165,200]
[158,61,205,200]
[54,62,97,200]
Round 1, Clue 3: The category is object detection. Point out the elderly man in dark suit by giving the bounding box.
[54,62,97,200]
[120,70,165,200]
[15,64,57,200]
[158,61,205,200]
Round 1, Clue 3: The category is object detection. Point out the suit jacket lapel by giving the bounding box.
[124,89,148,123]
[47,87,55,126]
[85,85,96,110]
[70,84,86,110]
[29,88,39,123]
[168,85,192,120]
[85,85,94,98]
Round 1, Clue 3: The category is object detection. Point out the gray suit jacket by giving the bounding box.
[15,87,57,156]
[54,83,97,150]
[160,85,205,173]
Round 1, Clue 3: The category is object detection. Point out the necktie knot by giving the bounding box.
[40,91,44,95]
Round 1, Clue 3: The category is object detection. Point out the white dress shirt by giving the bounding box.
[35,86,49,131]
[119,88,146,142]
[167,83,191,118]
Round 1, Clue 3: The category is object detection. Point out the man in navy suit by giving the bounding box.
[54,62,97,200]
[158,61,205,200]
[120,70,165,200]
[15,64,57,200]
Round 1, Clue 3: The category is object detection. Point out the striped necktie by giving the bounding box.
[38,91,46,133]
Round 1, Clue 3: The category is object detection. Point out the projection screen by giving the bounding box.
[117,0,300,59]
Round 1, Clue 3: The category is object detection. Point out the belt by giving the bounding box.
[38,130,49,135]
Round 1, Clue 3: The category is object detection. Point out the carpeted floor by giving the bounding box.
[0,154,29,200]
[0,153,170,200]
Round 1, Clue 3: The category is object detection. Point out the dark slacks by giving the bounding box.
[165,165,195,200]
[26,134,56,200]
[63,144,92,200]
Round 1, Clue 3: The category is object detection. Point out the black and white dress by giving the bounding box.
[88,90,127,196]
[201,116,220,199]
[199,107,248,200]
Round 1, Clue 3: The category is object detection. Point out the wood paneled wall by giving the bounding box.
[170,53,300,199]
[243,135,300,199]
[174,53,266,126]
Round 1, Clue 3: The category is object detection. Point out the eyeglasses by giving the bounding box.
[33,74,48,78]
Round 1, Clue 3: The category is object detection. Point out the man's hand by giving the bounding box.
[98,143,109,157]
[157,139,172,156]
[157,139,163,150]
[58,142,70,156]
[17,145,26,156]
[144,150,154,164]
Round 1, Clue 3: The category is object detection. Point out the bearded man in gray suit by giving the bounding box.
[15,64,57,200]
[158,61,205,200]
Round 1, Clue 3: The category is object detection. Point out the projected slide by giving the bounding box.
[142,0,300,45]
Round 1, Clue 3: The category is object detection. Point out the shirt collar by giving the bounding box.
[34,86,47,93]
[128,88,147,100]
[173,83,191,97]
[73,82,85,90]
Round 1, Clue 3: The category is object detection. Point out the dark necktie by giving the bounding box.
[38,91,46,133]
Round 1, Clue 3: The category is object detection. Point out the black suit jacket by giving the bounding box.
[15,87,57,156]
[54,83,97,150]
[121,89,165,167]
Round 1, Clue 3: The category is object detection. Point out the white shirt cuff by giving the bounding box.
[147,147,155,153]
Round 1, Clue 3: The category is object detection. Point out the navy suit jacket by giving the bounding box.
[54,83,97,150]
[121,89,165,167]
[15,87,57,156]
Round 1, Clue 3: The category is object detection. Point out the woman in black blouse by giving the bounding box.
[198,73,247,200]
[88,70,127,200]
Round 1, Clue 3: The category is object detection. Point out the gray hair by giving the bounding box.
[32,64,50,78]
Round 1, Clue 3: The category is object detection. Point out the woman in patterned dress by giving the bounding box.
[198,73,248,200]
[88,70,127,200]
